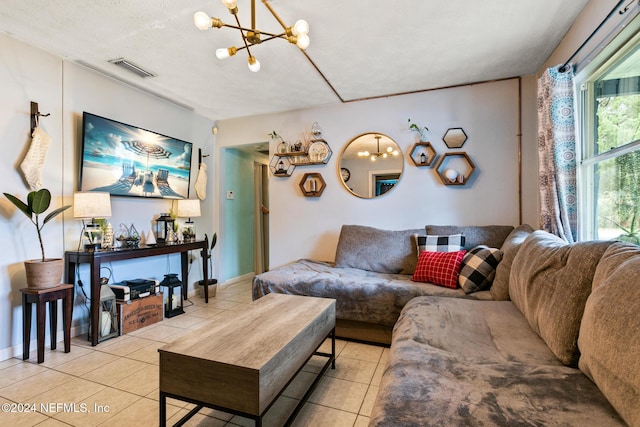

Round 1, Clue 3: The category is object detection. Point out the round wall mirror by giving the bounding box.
[338,133,404,198]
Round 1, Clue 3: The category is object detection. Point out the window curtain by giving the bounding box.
[537,65,578,243]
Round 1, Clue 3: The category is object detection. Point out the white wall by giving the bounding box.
[0,33,216,360]
[217,79,523,269]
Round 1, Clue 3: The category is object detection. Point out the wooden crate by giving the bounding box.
[117,293,163,335]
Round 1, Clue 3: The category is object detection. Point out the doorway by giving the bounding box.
[222,144,269,281]
[253,162,269,274]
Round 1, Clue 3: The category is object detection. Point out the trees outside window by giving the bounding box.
[579,31,640,243]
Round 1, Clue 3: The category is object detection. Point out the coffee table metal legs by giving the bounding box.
[159,329,336,427]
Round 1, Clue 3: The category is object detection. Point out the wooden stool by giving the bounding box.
[21,284,73,363]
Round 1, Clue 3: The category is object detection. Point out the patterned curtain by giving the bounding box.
[537,66,577,243]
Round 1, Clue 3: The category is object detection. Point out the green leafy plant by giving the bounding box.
[268,130,282,141]
[210,232,218,251]
[408,118,429,141]
[3,188,71,261]
[602,212,640,244]
[603,211,640,245]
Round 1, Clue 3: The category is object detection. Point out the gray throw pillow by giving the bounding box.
[425,225,514,250]
[334,225,422,274]
[491,224,534,301]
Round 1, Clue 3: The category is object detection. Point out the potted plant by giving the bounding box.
[408,118,429,141]
[197,232,218,298]
[3,188,71,288]
[269,130,288,153]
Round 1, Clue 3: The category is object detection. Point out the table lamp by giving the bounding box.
[73,192,112,251]
[176,199,201,242]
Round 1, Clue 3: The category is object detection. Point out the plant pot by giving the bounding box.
[24,258,64,289]
[196,278,218,298]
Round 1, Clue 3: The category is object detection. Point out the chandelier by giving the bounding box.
[357,135,400,162]
[194,0,310,72]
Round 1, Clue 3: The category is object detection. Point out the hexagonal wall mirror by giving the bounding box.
[443,128,468,149]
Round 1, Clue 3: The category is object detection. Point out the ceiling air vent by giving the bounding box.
[108,58,156,78]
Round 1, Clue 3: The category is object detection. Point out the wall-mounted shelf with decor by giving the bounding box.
[299,173,326,197]
[409,142,437,167]
[273,139,332,166]
[269,155,295,177]
[443,128,468,149]
[434,152,476,185]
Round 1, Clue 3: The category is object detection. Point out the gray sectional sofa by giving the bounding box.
[252,224,640,426]
[253,224,514,344]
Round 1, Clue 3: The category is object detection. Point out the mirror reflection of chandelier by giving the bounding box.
[194,0,310,72]
[357,135,400,162]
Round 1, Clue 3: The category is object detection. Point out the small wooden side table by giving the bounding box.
[21,284,73,363]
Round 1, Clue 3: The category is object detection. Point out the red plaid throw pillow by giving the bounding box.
[412,250,466,288]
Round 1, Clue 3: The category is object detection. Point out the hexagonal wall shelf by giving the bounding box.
[269,155,295,177]
[409,142,437,167]
[299,173,326,197]
[434,152,476,185]
[443,128,468,149]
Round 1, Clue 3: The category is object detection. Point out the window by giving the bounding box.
[578,30,640,243]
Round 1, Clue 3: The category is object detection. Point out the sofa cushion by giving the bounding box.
[412,250,466,288]
[578,242,640,426]
[369,296,625,426]
[491,224,535,301]
[458,246,503,294]
[416,234,465,252]
[252,259,490,329]
[509,231,612,366]
[334,225,422,274]
[425,224,514,250]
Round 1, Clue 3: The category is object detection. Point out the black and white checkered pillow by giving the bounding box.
[416,234,465,253]
[458,245,503,294]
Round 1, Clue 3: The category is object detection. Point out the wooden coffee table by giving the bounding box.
[159,293,336,427]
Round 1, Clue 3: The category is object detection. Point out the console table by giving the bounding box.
[65,240,209,346]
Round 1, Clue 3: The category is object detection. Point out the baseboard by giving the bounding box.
[217,272,255,290]
[0,324,88,362]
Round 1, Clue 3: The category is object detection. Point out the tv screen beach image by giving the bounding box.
[79,113,192,199]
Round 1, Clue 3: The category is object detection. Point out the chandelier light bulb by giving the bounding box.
[220,0,238,10]
[196,1,309,71]
[292,20,309,36]
[371,155,376,162]
[296,33,310,50]
[392,150,399,156]
[248,56,261,72]
[216,48,230,59]
[194,11,211,30]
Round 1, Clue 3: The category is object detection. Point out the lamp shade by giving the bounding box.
[176,199,201,218]
[73,192,112,219]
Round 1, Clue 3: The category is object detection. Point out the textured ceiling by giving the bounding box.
[0,0,590,121]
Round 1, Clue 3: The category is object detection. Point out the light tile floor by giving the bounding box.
[0,278,388,426]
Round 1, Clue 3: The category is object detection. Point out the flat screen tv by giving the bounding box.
[79,112,193,199]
